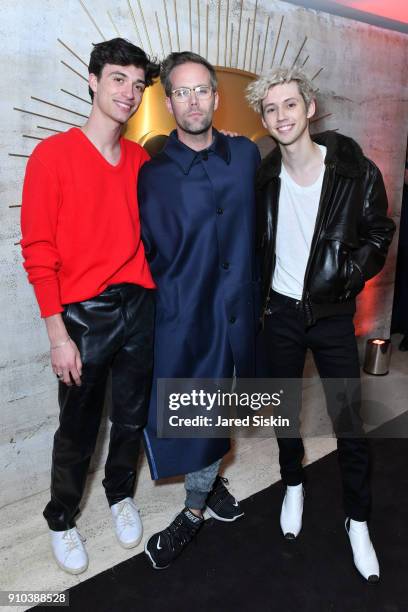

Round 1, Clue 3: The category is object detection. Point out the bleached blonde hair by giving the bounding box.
[246,67,317,115]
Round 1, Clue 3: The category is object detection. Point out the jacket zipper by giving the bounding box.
[301,163,335,326]
[261,179,280,326]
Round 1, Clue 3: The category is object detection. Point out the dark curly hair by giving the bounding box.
[88,38,160,100]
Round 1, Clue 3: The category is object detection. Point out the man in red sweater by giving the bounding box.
[21,38,160,574]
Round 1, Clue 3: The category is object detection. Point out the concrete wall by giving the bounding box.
[1,0,407,508]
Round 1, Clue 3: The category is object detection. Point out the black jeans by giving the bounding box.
[257,291,371,521]
[43,284,154,531]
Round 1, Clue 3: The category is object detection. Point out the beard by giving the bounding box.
[175,105,214,136]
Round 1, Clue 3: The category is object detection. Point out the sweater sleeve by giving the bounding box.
[20,154,63,317]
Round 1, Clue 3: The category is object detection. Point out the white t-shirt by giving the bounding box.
[272,145,327,300]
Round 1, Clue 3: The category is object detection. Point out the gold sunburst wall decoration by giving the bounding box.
[10,0,329,215]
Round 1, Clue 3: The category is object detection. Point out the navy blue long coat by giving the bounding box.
[139,129,260,479]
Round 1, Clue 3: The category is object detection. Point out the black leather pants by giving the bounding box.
[43,284,154,531]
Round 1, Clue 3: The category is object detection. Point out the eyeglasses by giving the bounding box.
[171,85,213,102]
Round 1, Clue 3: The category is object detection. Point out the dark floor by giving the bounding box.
[33,413,408,612]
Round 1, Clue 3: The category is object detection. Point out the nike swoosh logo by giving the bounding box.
[157,536,162,550]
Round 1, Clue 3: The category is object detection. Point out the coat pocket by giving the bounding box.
[308,238,364,303]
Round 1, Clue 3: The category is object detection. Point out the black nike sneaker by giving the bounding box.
[206,476,245,522]
[144,508,203,569]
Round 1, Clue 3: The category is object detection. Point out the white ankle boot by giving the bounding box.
[280,484,304,539]
[111,497,143,548]
[345,518,380,583]
[50,527,88,574]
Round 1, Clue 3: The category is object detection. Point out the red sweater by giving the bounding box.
[21,128,155,317]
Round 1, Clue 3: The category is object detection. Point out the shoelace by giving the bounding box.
[116,501,137,528]
[164,515,200,552]
[62,529,85,554]
[212,476,233,504]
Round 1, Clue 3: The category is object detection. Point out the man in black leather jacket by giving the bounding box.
[246,67,395,583]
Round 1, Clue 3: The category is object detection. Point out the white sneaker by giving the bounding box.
[280,484,304,539]
[50,527,88,574]
[346,518,380,583]
[111,497,143,549]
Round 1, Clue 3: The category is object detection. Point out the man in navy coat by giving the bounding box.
[138,51,260,569]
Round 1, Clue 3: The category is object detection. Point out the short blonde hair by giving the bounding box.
[246,67,317,114]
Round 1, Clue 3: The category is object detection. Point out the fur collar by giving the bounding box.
[256,131,366,189]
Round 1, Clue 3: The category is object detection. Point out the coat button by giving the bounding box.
[222,262,230,270]
[216,208,224,215]
[229,316,236,324]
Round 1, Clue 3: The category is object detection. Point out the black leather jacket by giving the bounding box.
[256,131,396,326]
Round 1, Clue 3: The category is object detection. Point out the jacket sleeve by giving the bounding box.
[20,154,63,317]
[352,160,396,281]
